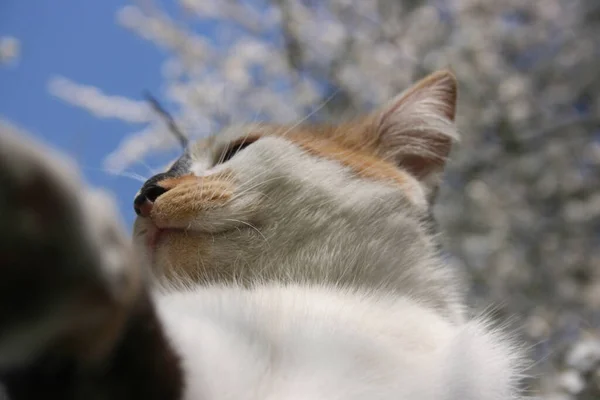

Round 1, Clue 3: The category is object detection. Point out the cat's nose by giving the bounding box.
[133,184,168,217]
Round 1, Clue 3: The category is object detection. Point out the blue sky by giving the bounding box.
[0,0,171,226]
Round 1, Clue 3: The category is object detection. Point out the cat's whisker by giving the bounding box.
[222,170,273,197]
[224,218,269,245]
[217,141,232,165]
[134,159,160,176]
[110,170,149,183]
[195,241,208,274]
[228,171,273,196]
[226,176,285,204]
[135,228,149,236]
[278,88,340,139]
[82,166,148,183]
[234,161,276,183]
[233,125,259,159]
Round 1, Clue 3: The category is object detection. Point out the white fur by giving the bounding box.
[155,284,522,400]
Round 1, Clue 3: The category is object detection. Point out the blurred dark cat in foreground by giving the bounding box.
[0,70,525,399]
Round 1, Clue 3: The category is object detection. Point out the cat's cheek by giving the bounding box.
[152,231,214,280]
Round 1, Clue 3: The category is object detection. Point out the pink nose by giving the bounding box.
[137,200,154,218]
[134,184,168,217]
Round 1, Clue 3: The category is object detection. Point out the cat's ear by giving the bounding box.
[375,70,458,197]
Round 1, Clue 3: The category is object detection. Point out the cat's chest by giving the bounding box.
[154,285,453,400]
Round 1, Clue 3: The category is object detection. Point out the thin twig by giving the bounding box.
[144,91,188,148]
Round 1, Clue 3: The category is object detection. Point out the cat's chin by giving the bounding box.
[133,218,178,267]
[133,218,207,276]
[147,225,177,252]
[133,216,258,280]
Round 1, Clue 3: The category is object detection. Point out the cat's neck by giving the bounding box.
[159,205,464,322]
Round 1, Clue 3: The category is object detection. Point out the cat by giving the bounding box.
[0,70,525,399]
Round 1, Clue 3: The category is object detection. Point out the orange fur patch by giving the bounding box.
[152,175,234,226]
[287,133,409,186]
[156,174,202,190]
[228,121,416,188]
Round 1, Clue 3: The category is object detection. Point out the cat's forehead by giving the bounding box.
[187,121,366,160]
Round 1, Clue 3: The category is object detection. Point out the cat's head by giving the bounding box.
[133,70,459,295]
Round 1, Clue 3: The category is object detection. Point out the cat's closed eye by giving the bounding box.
[216,137,257,165]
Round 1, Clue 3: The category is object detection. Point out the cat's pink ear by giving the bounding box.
[375,70,458,195]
